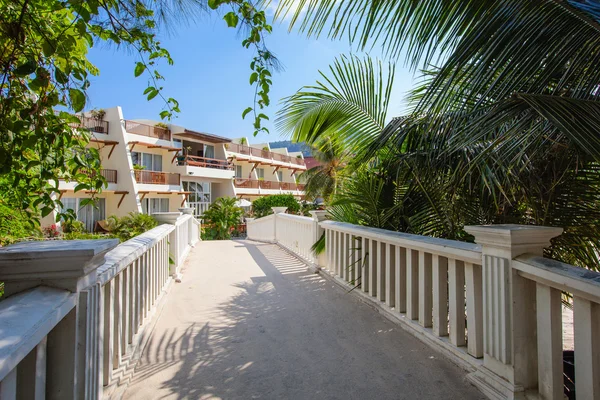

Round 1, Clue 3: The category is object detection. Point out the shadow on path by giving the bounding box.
[124,240,483,400]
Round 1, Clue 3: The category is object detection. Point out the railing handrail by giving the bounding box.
[0,286,77,382]
[133,169,180,185]
[124,120,171,141]
[513,254,600,303]
[277,213,314,225]
[227,143,305,167]
[181,155,233,170]
[96,224,174,285]
[320,220,481,264]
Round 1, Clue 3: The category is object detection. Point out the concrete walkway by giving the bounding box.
[123,240,484,400]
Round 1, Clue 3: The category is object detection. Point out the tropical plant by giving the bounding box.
[0,204,41,246]
[275,0,600,271]
[62,219,85,234]
[155,122,169,129]
[90,109,106,121]
[277,55,394,159]
[201,197,244,240]
[252,194,300,217]
[239,137,248,145]
[106,213,158,242]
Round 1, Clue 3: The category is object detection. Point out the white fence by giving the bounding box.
[0,213,200,399]
[247,211,600,400]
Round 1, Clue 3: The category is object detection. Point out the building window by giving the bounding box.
[204,144,215,159]
[257,168,264,180]
[131,151,162,171]
[61,197,106,232]
[141,198,169,214]
[235,165,242,178]
[277,171,283,181]
[182,181,211,203]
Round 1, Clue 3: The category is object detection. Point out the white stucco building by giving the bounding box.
[43,106,306,230]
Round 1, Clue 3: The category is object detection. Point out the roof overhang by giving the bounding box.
[173,129,232,144]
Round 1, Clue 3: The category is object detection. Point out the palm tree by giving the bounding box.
[275,0,600,162]
[298,141,345,202]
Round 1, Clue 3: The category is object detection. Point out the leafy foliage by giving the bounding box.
[61,219,85,234]
[0,0,187,226]
[251,194,300,217]
[0,204,41,246]
[208,0,277,136]
[201,197,243,240]
[106,213,158,242]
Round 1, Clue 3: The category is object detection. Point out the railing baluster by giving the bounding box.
[369,239,377,297]
[432,255,448,337]
[406,249,419,320]
[353,236,361,286]
[121,268,129,355]
[103,280,114,385]
[378,241,386,302]
[385,243,395,308]
[113,273,122,369]
[0,368,17,399]
[449,259,466,347]
[395,246,407,313]
[574,296,600,399]
[465,262,483,357]
[536,282,563,399]
[419,251,433,328]
[362,237,369,292]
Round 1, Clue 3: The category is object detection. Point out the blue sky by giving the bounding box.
[85,11,417,143]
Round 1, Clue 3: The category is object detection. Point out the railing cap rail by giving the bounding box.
[0,286,77,382]
[465,224,563,250]
[277,213,314,224]
[513,254,600,304]
[0,239,119,293]
[321,220,481,263]
[97,224,174,285]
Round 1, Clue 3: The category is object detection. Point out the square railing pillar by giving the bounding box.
[0,239,118,399]
[464,224,562,398]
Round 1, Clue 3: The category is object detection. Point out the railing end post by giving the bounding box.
[464,224,563,396]
[0,239,118,295]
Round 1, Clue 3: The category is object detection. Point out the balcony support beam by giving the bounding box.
[115,191,129,208]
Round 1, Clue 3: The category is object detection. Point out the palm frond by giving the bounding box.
[276,54,395,156]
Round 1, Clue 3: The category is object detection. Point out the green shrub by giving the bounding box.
[106,212,158,242]
[62,219,85,233]
[201,197,243,240]
[0,204,40,246]
[252,194,300,217]
[64,232,119,241]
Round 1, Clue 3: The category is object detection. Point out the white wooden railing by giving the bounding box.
[247,211,600,400]
[0,213,200,399]
[188,201,210,217]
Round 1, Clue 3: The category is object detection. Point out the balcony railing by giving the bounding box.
[134,170,180,185]
[125,120,171,141]
[227,143,305,167]
[177,155,233,170]
[234,178,260,189]
[58,168,118,184]
[233,179,305,191]
[69,116,109,134]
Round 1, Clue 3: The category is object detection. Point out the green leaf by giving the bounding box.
[224,12,239,28]
[147,89,159,100]
[69,89,86,112]
[14,61,37,76]
[249,72,258,85]
[134,62,146,77]
[242,107,253,119]
[207,0,222,10]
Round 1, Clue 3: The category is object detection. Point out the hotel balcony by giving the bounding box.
[134,170,180,185]
[226,143,307,170]
[175,155,235,180]
[125,120,171,141]
[234,179,305,195]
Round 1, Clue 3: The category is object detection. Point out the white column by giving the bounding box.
[406,249,419,320]
[418,251,432,328]
[395,246,406,313]
[465,262,483,357]
[448,259,465,347]
[574,296,600,399]
[465,224,563,395]
[432,255,448,337]
[385,243,395,308]
[535,283,563,399]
